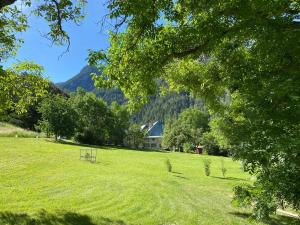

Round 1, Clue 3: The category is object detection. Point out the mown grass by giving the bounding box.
[0,122,41,138]
[0,138,298,225]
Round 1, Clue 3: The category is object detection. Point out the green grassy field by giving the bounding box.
[0,137,298,225]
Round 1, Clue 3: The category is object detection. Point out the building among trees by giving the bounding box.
[141,121,163,150]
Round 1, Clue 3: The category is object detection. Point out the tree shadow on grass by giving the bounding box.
[48,139,168,153]
[0,210,130,225]
[229,212,300,225]
[171,171,182,175]
[211,176,247,182]
[171,171,189,180]
[173,175,189,180]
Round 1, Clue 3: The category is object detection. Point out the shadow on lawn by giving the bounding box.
[229,212,300,225]
[171,171,189,180]
[211,176,247,182]
[0,210,130,225]
[49,139,168,153]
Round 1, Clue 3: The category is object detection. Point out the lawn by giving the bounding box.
[0,137,297,225]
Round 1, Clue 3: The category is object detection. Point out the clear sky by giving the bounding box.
[5,1,110,83]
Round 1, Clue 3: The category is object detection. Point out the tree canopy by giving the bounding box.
[0,61,48,114]
[37,94,77,140]
[88,0,300,217]
[162,107,209,151]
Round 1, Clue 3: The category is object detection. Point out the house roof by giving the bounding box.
[145,121,163,137]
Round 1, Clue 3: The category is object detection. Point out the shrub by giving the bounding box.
[203,158,211,176]
[183,142,193,153]
[201,132,229,156]
[220,159,227,178]
[165,158,172,172]
[232,184,277,220]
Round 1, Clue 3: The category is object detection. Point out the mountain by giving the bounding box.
[56,66,97,92]
[56,66,204,123]
[56,66,125,105]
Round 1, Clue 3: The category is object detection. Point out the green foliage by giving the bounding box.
[203,158,211,176]
[203,158,211,177]
[108,101,130,145]
[37,95,77,140]
[57,66,204,124]
[0,4,28,60]
[162,108,209,151]
[0,0,86,115]
[182,142,193,153]
[70,89,111,145]
[2,83,68,131]
[201,132,229,156]
[124,124,145,149]
[220,159,227,178]
[232,184,278,220]
[132,92,204,124]
[0,61,48,114]
[90,0,300,217]
[165,158,172,172]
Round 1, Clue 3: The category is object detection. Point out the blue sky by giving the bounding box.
[5,1,110,83]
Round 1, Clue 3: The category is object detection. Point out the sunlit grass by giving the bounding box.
[0,138,297,225]
[0,122,40,137]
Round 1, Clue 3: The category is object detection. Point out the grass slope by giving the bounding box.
[0,123,40,138]
[0,138,298,225]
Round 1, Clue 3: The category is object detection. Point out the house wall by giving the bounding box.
[144,137,162,150]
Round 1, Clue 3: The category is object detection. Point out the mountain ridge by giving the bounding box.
[56,66,203,123]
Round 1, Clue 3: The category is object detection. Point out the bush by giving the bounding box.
[183,142,194,153]
[201,132,229,156]
[124,124,145,149]
[232,184,277,220]
[220,159,227,178]
[165,159,172,172]
[203,158,211,176]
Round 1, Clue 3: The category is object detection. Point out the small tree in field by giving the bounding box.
[37,95,77,141]
[165,158,172,172]
[220,159,227,178]
[203,158,212,176]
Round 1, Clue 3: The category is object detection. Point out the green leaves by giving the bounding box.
[98,0,300,217]
[0,4,28,60]
[162,107,209,151]
[0,61,48,114]
[37,94,77,140]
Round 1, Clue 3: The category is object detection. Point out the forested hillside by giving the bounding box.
[56,66,204,123]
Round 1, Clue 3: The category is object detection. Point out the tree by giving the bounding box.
[201,132,229,156]
[70,89,111,145]
[0,61,48,114]
[1,0,86,113]
[124,124,145,149]
[3,83,68,130]
[88,1,300,217]
[37,95,77,140]
[162,108,209,151]
[109,101,130,145]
